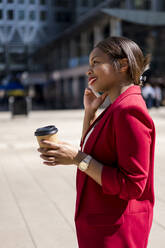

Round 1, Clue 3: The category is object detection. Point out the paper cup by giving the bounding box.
[35,125,58,148]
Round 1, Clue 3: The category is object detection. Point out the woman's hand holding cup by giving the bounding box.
[35,125,80,166]
[37,140,79,166]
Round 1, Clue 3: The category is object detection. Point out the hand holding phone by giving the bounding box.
[88,84,104,98]
[83,86,108,113]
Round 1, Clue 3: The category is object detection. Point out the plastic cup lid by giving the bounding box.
[35,125,58,136]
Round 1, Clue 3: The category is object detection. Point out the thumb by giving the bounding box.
[58,141,70,145]
[41,140,60,149]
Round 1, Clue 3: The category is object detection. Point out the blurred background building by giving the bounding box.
[0,0,165,110]
[0,0,75,78]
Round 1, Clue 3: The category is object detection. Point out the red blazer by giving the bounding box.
[74,86,155,248]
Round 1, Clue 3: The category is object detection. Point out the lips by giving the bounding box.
[88,77,97,85]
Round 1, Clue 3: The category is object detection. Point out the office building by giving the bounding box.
[30,0,165,108]
[0,0,74,76]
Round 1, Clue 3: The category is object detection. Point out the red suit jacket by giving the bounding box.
[74,85,155,248]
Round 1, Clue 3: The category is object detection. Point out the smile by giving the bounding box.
[88,78,97,85]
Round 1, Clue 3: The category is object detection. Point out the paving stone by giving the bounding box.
[0,108,165,247]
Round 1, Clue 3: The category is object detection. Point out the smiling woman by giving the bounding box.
[38,36,156,248]
[87,36,150,99]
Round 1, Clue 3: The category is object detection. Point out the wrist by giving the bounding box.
[73,150,87,166]
[85,110,97,120]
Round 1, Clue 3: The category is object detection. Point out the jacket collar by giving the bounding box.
[109,85,141,110]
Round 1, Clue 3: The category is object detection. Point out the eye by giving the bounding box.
[93,60,99,65]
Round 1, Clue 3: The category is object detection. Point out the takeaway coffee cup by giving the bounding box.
[34,125,58,148]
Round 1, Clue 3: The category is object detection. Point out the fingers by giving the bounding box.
[57,141,69,145]
[101,92,108,100]
[40,154,55,161]
[40,154,60,166]
[43,161,60,166]
[85,87,93,95]
[84,89,90,95]
[85,88,108,100]
[40,140,60,149]
[38,148,58,155]
[37,145,60,166]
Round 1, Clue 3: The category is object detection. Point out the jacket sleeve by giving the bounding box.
[101,106,153,200]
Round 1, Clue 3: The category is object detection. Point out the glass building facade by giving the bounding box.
[0,0,74,75]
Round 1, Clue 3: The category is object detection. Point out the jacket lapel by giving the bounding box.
[75,104,113,219]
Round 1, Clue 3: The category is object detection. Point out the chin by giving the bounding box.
[92,82,106,93]
[96,87,105,93]
[93,85,102,92]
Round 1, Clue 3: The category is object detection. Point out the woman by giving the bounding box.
[38,36,155,248]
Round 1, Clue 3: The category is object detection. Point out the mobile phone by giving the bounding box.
[88,85,104,98]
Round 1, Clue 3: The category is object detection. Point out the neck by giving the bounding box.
[108,82,134,104]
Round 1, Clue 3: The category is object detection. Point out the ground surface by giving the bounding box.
[0,108,164,248]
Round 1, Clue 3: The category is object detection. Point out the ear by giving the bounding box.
[119,58,129,73]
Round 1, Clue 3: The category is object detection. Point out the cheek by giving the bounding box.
[100,64,116,81]
[101,64,112,74]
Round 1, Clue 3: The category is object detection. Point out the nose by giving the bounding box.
[86,66,93,77]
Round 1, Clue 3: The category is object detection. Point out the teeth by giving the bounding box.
[89,78,96,85]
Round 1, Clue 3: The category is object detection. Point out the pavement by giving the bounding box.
[0,108,165,248]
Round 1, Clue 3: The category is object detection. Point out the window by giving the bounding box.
[29,10,35,20]
[110,0,126,8]
[7,25,12,33]
[93,0,102,6]
[21,26,25,34]
[9,52,26,64]
[8,0,14,3]
[29,26,34,34]
[18,10,24,20]
[88,31,94,52]
[0,9,2,19]
[7,10,14,20]
[55,12,71,22]
[43,25,48,34]
[40,10,46,21]
[40,0,46,5]
[144,0,151,9]
[75,35,81,57]
[134,0,143,8]
[18,0,24,3]
[29,0,35,3]
[0,52,5,63]
[81,0,88,7]
[53,0,69,7]
[103,24,110,39]
[134,0,151,9]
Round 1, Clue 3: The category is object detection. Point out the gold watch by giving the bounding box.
[78,155,92,172]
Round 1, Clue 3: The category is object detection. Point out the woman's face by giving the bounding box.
[87,47,119,93]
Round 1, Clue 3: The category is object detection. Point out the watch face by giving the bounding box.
[80,161,88,171]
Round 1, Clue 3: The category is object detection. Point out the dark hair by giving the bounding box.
[95,36,151,86]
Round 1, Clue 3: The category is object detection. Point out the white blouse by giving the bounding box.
[82,121,99,152]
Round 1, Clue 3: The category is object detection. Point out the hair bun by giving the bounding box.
[140,68,151,84]
[140,75,147,83]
